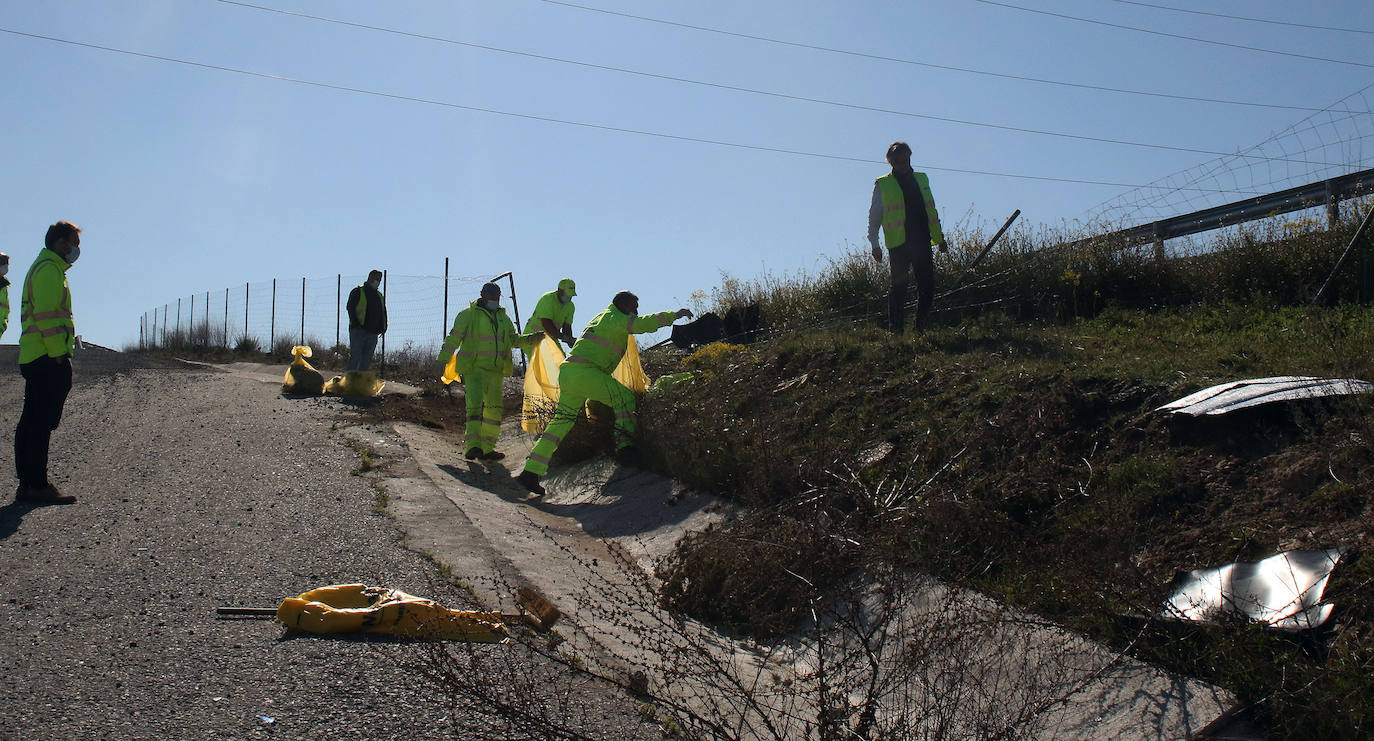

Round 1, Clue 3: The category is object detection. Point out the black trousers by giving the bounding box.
[888,242,934,332]
[15,355,72,488]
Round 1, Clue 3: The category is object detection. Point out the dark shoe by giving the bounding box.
[479,450,506,461]
[16,484,75,506]
[614,446,641,468]
[515,470,545,497]
[465,447,482,460]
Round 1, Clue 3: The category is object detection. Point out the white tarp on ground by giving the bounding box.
[1156,376,1373,417]
[1163,548,1345,631]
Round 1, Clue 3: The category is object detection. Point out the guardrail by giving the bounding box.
[1068,166,1374,255]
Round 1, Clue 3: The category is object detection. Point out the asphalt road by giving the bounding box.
[0,348,650,740]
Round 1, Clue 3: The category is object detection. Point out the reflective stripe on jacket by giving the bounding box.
[564,304,675,375]
[438,301,538,377]
[18,249,74,364]
[876,172,943,249]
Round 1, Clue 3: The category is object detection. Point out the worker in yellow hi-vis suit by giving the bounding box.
[438,282,542,462]
[515,291,691,497]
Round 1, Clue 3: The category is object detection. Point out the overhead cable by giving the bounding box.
[976,0,1374,70]
[212,0,1339,166]
[1111,0,1374,36]
[0,25,1260,194]
[534,0,1333,112]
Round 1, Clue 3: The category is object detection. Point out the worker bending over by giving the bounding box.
[515,291,691,496]
[439,282,542,461]
[524,278,577,351]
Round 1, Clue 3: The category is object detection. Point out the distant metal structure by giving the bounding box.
[1066,166,1374,258]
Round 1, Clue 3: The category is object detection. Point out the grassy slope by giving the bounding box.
[639,304,1374,740]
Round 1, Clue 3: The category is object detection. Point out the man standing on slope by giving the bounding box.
[524,278,578,351]
[345,270,387,371]
[439,282,542,462]
[868,140,946,333]
[515,291,691,497]
[14,221,82,505]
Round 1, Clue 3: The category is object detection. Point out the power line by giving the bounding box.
[976,0,1374,70]
[1111,0,1374,36]
[534,0,1336,113]
[211,0,1341,167]
[0,25,1263,195]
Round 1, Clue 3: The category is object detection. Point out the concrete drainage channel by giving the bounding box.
[370,415,1240,740]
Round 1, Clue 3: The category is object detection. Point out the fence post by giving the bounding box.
[244,283,249,348]
[224,287,229,347]
[1326,178,1340,230]
[163,304,168,345]
[336,274,342,348]
[443,257,449,337]
[188,294,193,343]
[270,279,276,352]
[300,276,306,346]
[176,298,182,337]
[380,270,387,377]
[205,290,210,344]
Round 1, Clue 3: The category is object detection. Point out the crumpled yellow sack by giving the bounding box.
[441,352,461,386]
[323,370,385,397]
[613,335,651,394]
[522,336,565,434]
[275,583,510,643]
[282,346,325,395]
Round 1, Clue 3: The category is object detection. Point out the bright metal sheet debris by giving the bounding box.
[1156,376,1373,417]
[1162,548,1344,631]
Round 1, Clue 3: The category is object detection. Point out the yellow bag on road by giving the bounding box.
[522,337,565,434]
[282,346,325,396]
[323,370,384,397]
[275,583,509,643]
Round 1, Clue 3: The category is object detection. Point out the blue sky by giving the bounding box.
[2,0,1372,349]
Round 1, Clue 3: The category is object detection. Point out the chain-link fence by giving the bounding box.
[137,260,526,364]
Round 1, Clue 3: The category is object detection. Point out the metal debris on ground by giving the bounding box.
[1156,376,1373,417]
[1162,548,1345,631]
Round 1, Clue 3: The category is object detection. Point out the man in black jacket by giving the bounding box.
[345,270,387,371]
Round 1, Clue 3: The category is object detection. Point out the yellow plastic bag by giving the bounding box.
[613,335,650,393]
[441,353,460,385]
[275,583,510,643]
[282,346,325,395]
[323,370,385,397]
[522,336,565,434]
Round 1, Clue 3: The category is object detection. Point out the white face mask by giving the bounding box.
[484,300,500,311]
[367,280,380,291]
[66,244,81,264]
[558,293,571,304]
[0,264,8,278]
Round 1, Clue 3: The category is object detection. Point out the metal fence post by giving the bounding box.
[244,283,249,348]
[380,270,387,377]
[205,290,210,343]
[176,298,182,337]
[443,257,449,337]
[188,294,193,342]
[336,274,342,348]
[224,288,229,347]
[300,276,306,346]
[270,278,276,352]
